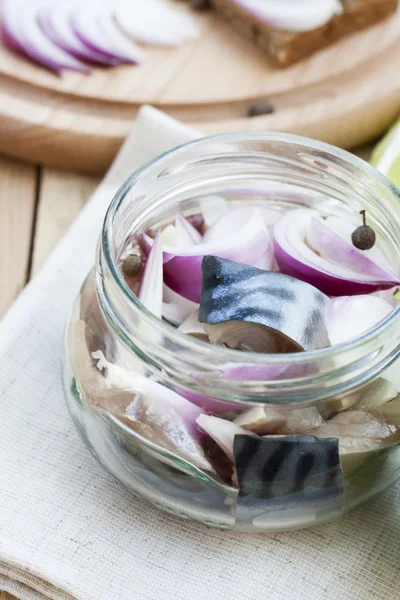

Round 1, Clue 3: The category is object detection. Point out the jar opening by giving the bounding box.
[100,132,400,403]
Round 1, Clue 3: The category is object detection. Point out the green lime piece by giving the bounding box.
[370,118,400,189]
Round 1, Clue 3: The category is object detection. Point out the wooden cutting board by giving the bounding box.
[0,7,399,174]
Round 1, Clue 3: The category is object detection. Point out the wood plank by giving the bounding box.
[1,592,18,600]
[0,156,37,319]
[31,168,100,276]
[0,34,398,175]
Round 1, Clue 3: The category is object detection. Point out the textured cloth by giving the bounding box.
[0,106,400,600]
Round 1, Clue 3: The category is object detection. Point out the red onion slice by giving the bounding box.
[200,196,229,227]
[204,205,283,243]
[97,5,143,63]
[135,250,200,326]
[221,363,287,382]
[1,8,28,57]
[138,231,163,319]
[232,0,342,32]
[162,284,199,326]
[308,217,398,281]
[71,3,143,64]
[164,211,274,302]
[142,233,175,264]
[115,0,200,47]
[2,0,88,73]
[177,385,247,414]
[1,28,28,59]
[175,213,202,247]
[372,288,396,306]
[274,210,400,296]
[160,224,178,248]
[325,295,393,345]
[38,2,119,65]
[196,414,253,461]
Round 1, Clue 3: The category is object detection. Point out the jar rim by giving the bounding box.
[101,131,400,392]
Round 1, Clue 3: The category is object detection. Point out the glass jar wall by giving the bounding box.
[63,133,400,532]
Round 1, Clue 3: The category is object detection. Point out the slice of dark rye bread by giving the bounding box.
[210,0,399,67]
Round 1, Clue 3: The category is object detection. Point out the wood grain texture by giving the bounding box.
[31,169,100,276]
[1,592,18,600]
[0,157,37,319]
[0,4,398,104]
[0,9,398,173]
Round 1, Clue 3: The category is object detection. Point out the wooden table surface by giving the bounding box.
[0,143,374,600]
[0,156,100,321]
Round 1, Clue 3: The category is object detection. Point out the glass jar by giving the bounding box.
[63,133,400,532]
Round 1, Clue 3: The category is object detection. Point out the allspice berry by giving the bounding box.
[351,210,376,251]
[247,99,274,118]
[191,0,211,9]
[121,254,143,277]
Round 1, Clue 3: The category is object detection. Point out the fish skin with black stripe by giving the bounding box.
[199,256,330,352]
[233,434,344,525]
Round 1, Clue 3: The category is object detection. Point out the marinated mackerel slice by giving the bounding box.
[199,256,329,352]
[309,397,400,475]
[353,377,398,410]
[69,327,214,473]
[233,435,344,524]
[211,0,398,67]
[90,353,215,472]
[204,320,291,353]
[234,405,325,435]
[68,320,133,412]
[124,393,214,472]
[321,377,399,414]
[80,273,117,359]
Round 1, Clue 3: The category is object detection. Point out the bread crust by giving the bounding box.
[211,0,398,67]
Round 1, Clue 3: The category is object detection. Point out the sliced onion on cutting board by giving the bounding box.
[2,0,88,72]
[115,0,200,47]
[38,2,119,65]
[71,2,142,64]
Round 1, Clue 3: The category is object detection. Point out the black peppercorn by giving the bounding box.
[247,99,275,118]
[121,254,143,277]
[191,0,211,10]
[351,210,376,251]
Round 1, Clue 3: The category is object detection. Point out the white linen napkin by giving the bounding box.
[1,106,400,600]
